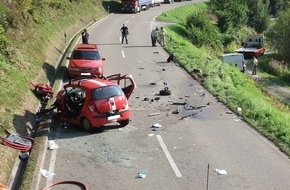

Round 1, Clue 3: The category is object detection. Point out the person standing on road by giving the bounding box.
[252,56,258,75]
[159,27,167,46]
[120,24,129,44]
[81,29,89,44]
[151,28,158,46]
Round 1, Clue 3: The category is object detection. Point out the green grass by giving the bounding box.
[159,3,290,155]
[0,0,111,185]
[157,2,208,23]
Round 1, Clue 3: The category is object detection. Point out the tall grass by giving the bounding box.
[0,0,109,185]
[159,3,290,155]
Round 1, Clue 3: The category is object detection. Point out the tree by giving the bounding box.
[186,12,222,50]
[268,0,288,16]
[210,0,248,33]
[266,9,290,65]
[246,0,270,33]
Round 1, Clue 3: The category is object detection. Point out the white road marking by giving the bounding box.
[46,149,57,185]
[121,50,125,58]
[156,135,182,178]
[45,127,61,187]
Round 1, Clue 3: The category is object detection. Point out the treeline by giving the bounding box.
[1,0,290,65]
[184,0,290,69]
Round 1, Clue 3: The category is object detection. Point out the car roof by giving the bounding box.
[74,44,98,50]
[69,78,116,89]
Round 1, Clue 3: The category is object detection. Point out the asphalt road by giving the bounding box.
[31,1,290,190]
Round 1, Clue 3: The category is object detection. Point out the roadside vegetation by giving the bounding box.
[0,0,110,186]
[157,0,290,157]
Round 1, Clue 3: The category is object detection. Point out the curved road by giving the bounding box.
[31,1,290,190]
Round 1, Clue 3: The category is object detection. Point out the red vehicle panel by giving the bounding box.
[54,75,135,132]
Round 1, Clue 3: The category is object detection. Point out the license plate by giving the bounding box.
[108,115,120,121]
[80,73,90,76]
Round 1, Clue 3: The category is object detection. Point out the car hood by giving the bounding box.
[69,59,102,68]
[94,96,128,113]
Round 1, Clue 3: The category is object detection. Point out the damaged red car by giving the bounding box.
[67,44,105,78]
[53,74,136,132]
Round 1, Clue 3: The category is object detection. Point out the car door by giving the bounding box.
[106,74,136,99]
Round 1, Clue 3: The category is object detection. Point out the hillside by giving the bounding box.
[0,0,112,184]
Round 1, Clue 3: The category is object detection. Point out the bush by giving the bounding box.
[0,25,8,55]
[0,3,8,29]
[186,12,222,51]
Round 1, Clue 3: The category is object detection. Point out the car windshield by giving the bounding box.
[71,50,101,60]
[91,85,123,101]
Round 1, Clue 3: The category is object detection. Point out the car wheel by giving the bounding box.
[118,119,129,127]
[81,117,94,132]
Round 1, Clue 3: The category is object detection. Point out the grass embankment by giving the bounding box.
[157,3,290,155]
[0,0,111,187]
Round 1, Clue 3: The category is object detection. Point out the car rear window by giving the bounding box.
[91,85,123,100]
[72,50,101,60]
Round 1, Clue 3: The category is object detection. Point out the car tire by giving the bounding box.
[118,119,129,127]
[81,117,94,132]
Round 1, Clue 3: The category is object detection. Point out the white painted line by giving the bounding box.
[156,135,182,178]
[46,149,57,185]
[45,127,61,187]
[33,139,48,190]
[121,50,125,58]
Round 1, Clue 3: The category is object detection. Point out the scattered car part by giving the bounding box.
[0,124,34,152]
[0,183,9,190]
[29,81,53,98]
[159,87,171,96]
[29,81,54,111]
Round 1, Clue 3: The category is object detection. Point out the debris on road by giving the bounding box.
[215,169,227,175]
[159,87,171,96]
[179,111,198,120]
[40,169,55,178]
[152,123,161,128]
[151,123,162,131]
[143,97,149,101]
[148,113,160,116]
[47,140,58,150]
[137,170,147,178]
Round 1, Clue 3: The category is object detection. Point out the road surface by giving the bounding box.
[31,1,290,190]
